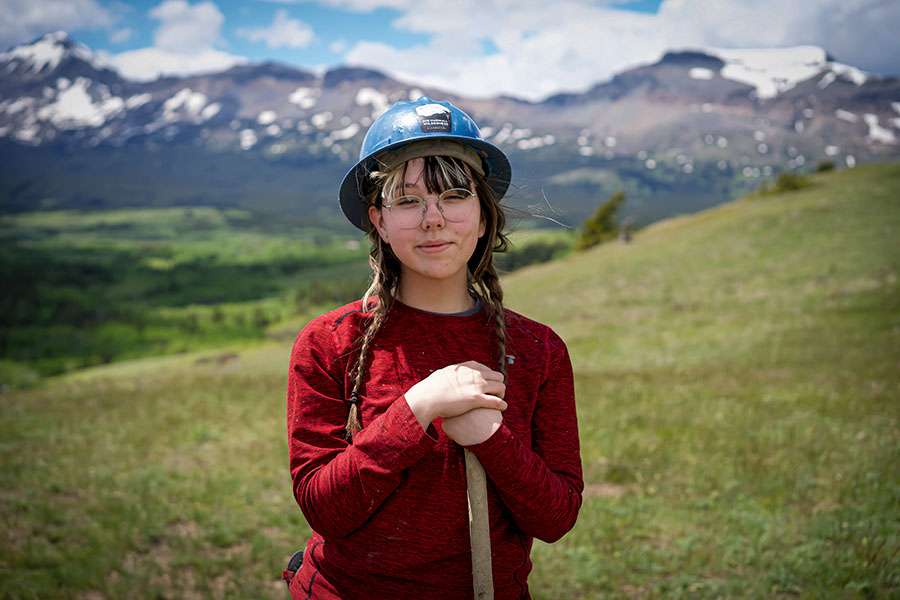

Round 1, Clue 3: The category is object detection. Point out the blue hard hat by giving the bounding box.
[339,96,512,231]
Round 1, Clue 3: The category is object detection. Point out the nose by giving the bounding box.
[421,197,445,230]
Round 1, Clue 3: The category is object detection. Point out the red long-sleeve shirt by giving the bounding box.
[286,299,582,599]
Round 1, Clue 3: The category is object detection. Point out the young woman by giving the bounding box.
[286,96,582,599]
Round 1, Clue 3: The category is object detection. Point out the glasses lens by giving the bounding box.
[439,189,476,222]
[387,189,476,229]
[390,196,426,229]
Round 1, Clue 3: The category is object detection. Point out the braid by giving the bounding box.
[344,162,405,441]
[467,172,510,381]
[470,265,507,380]
[346,221,398,441]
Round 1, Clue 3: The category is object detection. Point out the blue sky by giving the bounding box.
[2,0,898,101]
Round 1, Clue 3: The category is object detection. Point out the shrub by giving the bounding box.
[773,172,812,193]
[496,239,571,272]
[577,190,626,250]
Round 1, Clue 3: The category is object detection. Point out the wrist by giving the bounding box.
[457,421,501,447]
[404,388,433,431]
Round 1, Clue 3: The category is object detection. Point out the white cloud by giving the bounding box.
[338,0,900,100]
[106,0,247,81]
[149,0,225,54]
[344,1,664,100]
[109,28,134,44]
[236,9,314,49]
[0,0,115,51]
[105,46,247,81]
[100,0,246,80]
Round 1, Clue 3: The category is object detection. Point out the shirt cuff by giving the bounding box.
[353,394,439,469]
[466,421,516,466]
[395,393,440,443]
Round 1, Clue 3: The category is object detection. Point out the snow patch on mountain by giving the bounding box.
[258,110,278,125]
[689,67,715,81]
[835,109,858,123]
[817,72,837,89]
[517,134,556,151]
[329,123,360,141]
[36,77,124,129]
[240,129,257,150]
[0,31,95,74]
[711,46,831,99]
[201,103,221,120]
[135,88,219,134]
[125,94,152,110]
[355,87,389,120]
[863,114,896,144]
[162,89,209,122]
[288,87,319,109]
[311,111,333,129]
[699,46,869,100]
[1,97,35,116]
[829,62,867,86]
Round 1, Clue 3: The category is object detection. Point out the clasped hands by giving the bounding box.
[405,361,506,446]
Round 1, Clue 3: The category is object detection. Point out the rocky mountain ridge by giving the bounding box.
[1,32,898,226]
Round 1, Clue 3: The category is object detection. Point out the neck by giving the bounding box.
[396,271,475,314]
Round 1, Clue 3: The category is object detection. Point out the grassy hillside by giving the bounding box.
[1,163,898,598]
[505,163,900,597]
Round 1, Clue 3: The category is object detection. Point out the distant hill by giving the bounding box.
[1,33,899,228]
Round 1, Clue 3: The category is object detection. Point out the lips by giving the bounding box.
[417,240,451,253]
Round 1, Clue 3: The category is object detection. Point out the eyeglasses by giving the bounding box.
[382,188,478,229]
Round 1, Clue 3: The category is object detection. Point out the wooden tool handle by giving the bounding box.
[465,448,494,599]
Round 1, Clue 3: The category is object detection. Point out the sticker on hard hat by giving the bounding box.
[415,104,452,133]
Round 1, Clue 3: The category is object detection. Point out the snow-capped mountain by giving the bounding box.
[1,32,898,225]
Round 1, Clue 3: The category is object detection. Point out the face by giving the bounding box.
[368,158,485,290]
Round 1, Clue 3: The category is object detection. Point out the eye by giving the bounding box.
[441,188,471,202]
[393,195,422,208]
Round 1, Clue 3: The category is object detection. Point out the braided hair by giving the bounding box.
[344,154,509,440]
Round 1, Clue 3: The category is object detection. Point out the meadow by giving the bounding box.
[0,206,372,382]
[1,163,898,598]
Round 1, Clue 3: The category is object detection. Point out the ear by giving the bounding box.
[478,213,486,239]
[368,205,389,243]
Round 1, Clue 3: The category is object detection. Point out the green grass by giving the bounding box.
[506,163,900,598]
[1,163,898,598]
[0,206,371,379]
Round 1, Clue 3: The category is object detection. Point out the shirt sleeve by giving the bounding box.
[286,316,437,539]
[468,330,583,543]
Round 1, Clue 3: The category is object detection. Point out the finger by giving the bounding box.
[477,394,507,412]
[460,361,503,377]
[460,360,488,369]
[482,380,506,399]
[460,362,504,382]
[480,369,505,382]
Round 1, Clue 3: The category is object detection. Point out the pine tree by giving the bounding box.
[576,190,626,250]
